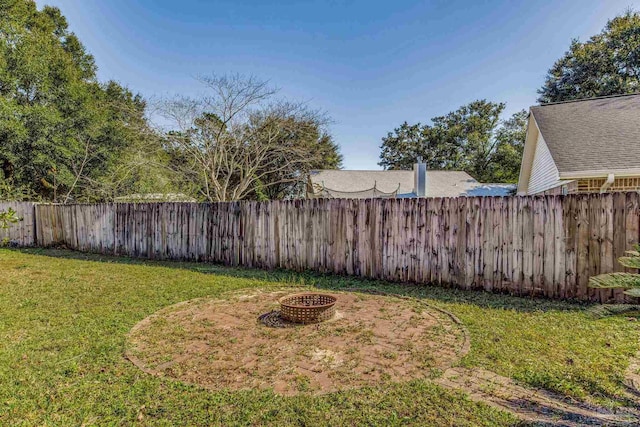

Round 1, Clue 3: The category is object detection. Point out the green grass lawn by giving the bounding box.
[1,248,638,426]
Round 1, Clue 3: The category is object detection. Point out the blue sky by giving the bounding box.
[37,0,640,169]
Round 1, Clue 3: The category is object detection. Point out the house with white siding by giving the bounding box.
[517,93,640,195]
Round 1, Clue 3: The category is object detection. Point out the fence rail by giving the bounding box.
[3,194,640,302]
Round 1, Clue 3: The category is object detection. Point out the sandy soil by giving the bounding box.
[127,289,467,396]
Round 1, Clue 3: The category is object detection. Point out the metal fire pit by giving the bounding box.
[279,293,337,324]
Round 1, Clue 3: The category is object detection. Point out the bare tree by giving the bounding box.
[158,74,338,202]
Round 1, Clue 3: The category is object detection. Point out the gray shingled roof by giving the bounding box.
[309,170,515,198]
[310,170,414,194]
[531,94,640,173]
[423,171,484,197]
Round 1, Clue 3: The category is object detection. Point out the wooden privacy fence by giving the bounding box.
[26,193,640,302]
[0,201,36,246]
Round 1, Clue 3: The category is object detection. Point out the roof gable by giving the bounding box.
[530,94,640,174]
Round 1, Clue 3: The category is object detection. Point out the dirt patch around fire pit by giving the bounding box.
[126,288,468,396]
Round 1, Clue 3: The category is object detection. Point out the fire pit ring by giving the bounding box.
[279,293,337,324]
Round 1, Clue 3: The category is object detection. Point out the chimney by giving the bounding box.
[414,159,427,197]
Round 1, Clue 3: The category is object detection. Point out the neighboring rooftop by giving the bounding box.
[530,93,640,173]
[309,170,414,196]
[114,193,197,202]
[308,169,515,198]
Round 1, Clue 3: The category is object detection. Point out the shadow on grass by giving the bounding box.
[11,247,592,314]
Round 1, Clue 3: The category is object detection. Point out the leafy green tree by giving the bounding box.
[78,82,173,201]
[379,122,439,171]
[486,109,528,183]
[539,10,640,103]
[0,0,168,202]
[378,101,527,183]
[429,100,504,181]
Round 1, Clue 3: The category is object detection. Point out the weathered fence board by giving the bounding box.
[25,193,640,302]
[0,201,36,246]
